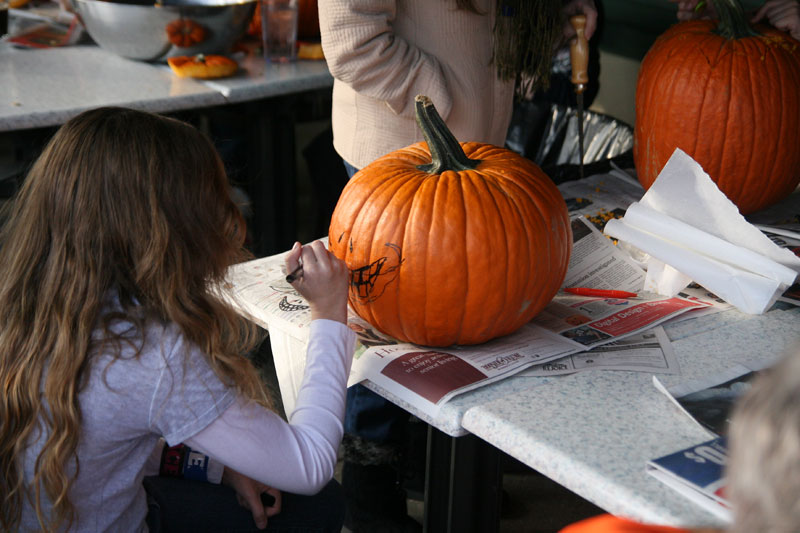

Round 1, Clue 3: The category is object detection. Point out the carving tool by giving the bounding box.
[569,14,589,180]
[564,287,638,299]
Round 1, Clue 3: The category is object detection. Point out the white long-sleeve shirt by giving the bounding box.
[187,320,355,495]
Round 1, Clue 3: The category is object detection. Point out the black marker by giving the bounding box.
[285,263,304,283]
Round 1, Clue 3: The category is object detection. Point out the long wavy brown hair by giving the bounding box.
[0,107,269,531]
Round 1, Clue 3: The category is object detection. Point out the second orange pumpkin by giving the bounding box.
[634,0,800,215]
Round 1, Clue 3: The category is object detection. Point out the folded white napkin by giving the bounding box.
[604,149,800,314]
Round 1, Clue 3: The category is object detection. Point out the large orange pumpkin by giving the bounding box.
[328,96,572,347]
[634,0,800,215]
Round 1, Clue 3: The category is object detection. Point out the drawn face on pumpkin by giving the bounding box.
[347,242,403,304]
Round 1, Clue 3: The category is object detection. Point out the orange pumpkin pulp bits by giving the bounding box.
[167,54,238,79]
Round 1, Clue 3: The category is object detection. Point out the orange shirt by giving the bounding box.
[561,514,692,533]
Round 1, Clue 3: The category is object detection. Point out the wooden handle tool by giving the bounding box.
[569,14,589,92]
[569,14,589,179]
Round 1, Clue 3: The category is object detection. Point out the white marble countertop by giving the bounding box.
[196,53,333,103]
[366,307,764,437]
[0,42,332,132]
[461,307,800,528]
[0,44,224,131]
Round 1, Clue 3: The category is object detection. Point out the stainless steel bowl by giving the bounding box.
[75,0,257,62]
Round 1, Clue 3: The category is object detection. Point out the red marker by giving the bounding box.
[564,287,638,299]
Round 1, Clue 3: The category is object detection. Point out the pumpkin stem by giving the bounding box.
[709,0,760,39]
[414,95,481,174]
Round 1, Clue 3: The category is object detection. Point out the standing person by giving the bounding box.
[320,0,598,176]
[319,1,597,530]
[670,0,800,40]
[0,107,355,532]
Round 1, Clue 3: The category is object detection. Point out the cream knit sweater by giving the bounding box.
[319,0,514,170]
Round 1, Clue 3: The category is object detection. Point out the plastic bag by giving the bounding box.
[506,100,634,184]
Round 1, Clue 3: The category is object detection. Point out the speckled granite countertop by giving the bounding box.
[461,307,800,527]
[0,43,332,132]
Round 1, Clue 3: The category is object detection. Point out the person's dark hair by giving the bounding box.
[455,0,563,96]
[0,107,268,531]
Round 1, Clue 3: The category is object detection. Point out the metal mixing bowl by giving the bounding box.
[75,0,257,62]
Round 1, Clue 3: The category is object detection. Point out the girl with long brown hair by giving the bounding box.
[0,107,355,532]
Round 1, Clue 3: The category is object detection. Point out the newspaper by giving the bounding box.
[667,283,734,323]
[520,326,677,377]
[348,322,579,416]
[533,217,710,351]
[646,437,732,522]
[652,360,774,437]
[222,215,709,417]
[222,250,310,335]
[223,254,581,415]
[558,168,644,224]
[755,223,800,306]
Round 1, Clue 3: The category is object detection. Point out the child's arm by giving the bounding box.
[184,318,356,494]
[184,242,354,493]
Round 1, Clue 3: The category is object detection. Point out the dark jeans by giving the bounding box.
[342,160,359,180]
[344,384,410,445]
[143,476,345,533]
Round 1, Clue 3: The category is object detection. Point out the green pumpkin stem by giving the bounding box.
[709,0,760,39]
[414,95,480,174]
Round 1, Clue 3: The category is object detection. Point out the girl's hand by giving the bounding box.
[561,0,599,41]
[285,240,349,324]
[222,467,282,530]
[752,0,800,40]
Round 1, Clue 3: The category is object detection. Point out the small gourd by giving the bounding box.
[166,19,208,48]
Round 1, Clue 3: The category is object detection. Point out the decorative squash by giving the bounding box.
[166,19,208,48]
[328,95,572,347]
[167,54,238,79]
[634,0,800,215]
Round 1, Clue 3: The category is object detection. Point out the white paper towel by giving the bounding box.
[604,149,800,314]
